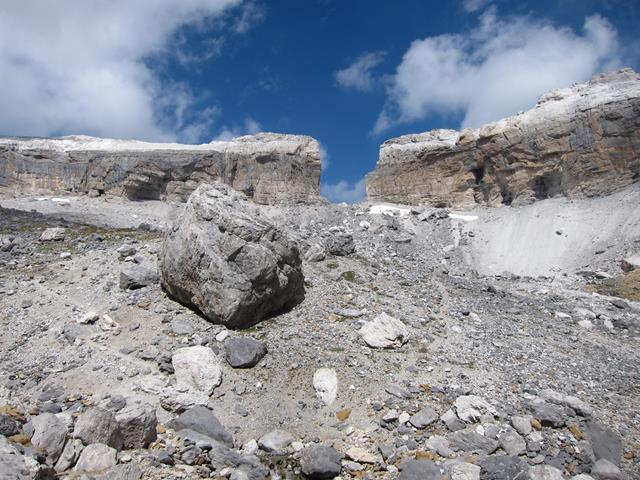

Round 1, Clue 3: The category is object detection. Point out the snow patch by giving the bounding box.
[449,213,478,221]
[369,205,410,216]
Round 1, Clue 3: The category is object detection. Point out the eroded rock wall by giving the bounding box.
[0,133,321,205]
[366,69,640,207]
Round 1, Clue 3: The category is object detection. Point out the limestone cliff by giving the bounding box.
[0,133,321,205]
[366,69,640,207]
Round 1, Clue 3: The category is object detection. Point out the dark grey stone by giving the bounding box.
[0,414,19,436]
[74,407,124,451]
[300,445,343,479]
[479,456,529,480]
[167,406,233,447]
[324,233,355,256]
[224,337,267,368]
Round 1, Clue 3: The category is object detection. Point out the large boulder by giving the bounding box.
[159,183,305,329]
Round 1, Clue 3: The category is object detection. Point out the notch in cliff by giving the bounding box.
[0,132,322,205]
[365,68,640,208]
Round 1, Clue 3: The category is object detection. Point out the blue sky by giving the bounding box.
[1,0,639,202]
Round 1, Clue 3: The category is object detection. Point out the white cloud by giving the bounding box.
[374,10,621,134]
[234,1,266,34]
[0,0,243,141]
[321,178,366,204]
[212,117,262,141]
[319,143,331,171]
[463,0,492,12]
[335,51,386,92]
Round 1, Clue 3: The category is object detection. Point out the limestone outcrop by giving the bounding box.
[366,69,640,207]
[158,183,305,329]
[0,133,321,205]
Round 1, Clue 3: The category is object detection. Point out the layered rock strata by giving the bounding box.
[366,69,640,207]
[0,133,321,205]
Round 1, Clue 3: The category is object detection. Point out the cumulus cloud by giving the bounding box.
[319,143,331,171]
[321,178,366,204]
[212,117,262,141]
[374,10,621,133]
[0,0,243,141]
[335,51,386,92]
[462,0,492,12]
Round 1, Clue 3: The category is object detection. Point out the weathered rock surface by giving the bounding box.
[224,336,267,368]
[74,407,124,451]
[159,183,305,329]
[299,445,343,479]
[74,443,117,473]
[359,312,409,348]
[0,133,321,205]
[171,346,223,396]
[366,69,640,207]
[167,406,233,447]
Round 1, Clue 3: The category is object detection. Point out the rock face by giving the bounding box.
[366,69,640,207]
[159,183,305,329]
[0,133,321,205]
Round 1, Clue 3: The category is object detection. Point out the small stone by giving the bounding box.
[115,403,157,449]
[119,265,158,290]
[336,408,351,421]
[454,395,495,423]
[409,406,438,429]
[511,416,532,436]
[40,227,67,241]
[527,465,564,480]
[167,406,233,447]
[345,446,378,464]
[224,336,267,368]
[30,413,68,464]
[258,430,294,453]
[300,445,343,479]
[498,430,526,456]
[448,431,499,454]
[313,368,338,405]
[445,460,481,480]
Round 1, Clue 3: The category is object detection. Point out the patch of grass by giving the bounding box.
[326,260,338,270]
[587,269,640,302]
[340,271,356,282]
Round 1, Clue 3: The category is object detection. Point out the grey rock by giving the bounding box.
[442,409,466,431]
[74,407,124,451]
[39,227,66,241]
[586,421,622,465]
[498,430,526,456]
[159,183,305,329]
[74,443,117,473]
[167,405,233,447]
[30,413,68,463]
[479,456,529,480]
[119,265,158,290]
[398,460,441,480]
[511,415,532,436]
[448,431,499,454]
[115,403,157,449]
[305,244,326,262]
[299,445,343,479]
[325,233,355,256]
[54,438,83,472]
[258,429,294,453]
[527,400,566,428]
[224,337,267,368]
[590,459,623,480]
[154,450,174,465]
[444,460,481,480]
[95,464,143,480]
[409,406,438,428]
[385,384,413,399]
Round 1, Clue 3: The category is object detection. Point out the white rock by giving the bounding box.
[215,330,230,342]
[79,311,99,324]
[172,346,222,396]
[359,313,409,348]
[39,227,67,241]
[527,465,565,480]
[258,430,294,453]
[398,412,410,424]
[345,446,379,464]
[454,395,496,423]
[313,368,338,405]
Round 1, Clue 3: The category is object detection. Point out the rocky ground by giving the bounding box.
[0,189,639,480]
